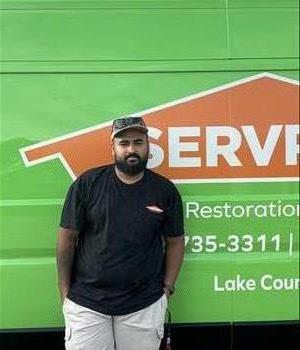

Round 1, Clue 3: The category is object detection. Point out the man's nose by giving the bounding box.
[127,143,137,153]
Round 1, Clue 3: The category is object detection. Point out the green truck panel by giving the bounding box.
[0,0,299,329]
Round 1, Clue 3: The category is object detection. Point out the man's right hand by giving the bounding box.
[59,285,69,304]
[56,227,78,306]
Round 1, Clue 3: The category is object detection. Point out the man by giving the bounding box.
[56,116,185,350]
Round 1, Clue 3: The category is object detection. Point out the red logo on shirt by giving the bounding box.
[146,206,164,213]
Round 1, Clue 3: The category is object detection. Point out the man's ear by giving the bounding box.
[111,139,115,157]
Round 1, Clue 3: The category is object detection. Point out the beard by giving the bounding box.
[115,153,148,175]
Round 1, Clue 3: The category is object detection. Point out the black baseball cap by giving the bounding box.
[111,116,148,140]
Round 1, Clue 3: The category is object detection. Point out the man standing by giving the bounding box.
[56,116,185,350]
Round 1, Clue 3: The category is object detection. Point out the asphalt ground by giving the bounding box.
[0,322,299,350]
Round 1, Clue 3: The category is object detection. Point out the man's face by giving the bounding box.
[112,129,149,175]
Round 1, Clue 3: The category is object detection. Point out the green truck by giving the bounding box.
[0,1,299,349]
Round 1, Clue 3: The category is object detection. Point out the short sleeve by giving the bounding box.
[60,177,86,232]
[162,184,184,237]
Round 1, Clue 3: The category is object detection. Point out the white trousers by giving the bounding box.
[63,294,168,350]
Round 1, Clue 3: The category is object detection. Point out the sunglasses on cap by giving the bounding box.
[111,117,148,139]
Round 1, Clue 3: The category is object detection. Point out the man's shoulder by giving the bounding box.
[77,164,114,183]
[145,169,177,191]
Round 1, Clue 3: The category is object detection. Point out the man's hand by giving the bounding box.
[163,286,171,299]
[164,235,185,298]
[60,286,69,304]
[56,227,79,305]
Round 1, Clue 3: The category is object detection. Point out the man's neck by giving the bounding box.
[114,166,144,185]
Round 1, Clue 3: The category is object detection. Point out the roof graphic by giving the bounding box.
[19,72,300,183]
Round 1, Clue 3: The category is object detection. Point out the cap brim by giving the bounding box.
[111,125,148,140]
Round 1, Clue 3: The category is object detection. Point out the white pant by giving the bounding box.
[63,295,168,350]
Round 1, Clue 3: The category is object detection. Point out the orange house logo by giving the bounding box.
[19,73,299,183]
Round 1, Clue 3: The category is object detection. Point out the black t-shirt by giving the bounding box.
[60,164,184,315]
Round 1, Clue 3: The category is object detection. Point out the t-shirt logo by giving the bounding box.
[146,205,164,213]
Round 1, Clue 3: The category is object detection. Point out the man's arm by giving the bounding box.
[164,235,185,297]
[56,227,79,303]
